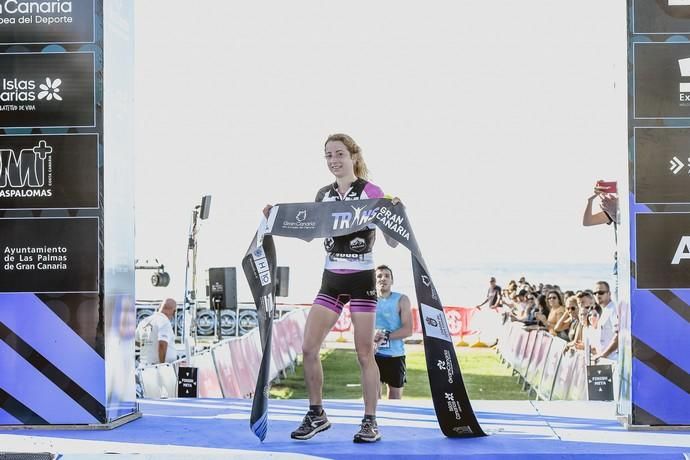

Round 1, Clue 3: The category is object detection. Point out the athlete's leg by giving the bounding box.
[351,311,379,416]
[388,386,403,399]
[302,303,340,406]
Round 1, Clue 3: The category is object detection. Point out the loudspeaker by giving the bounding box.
[238,309,258,335]
[135,307,154,326]
[199,195,212,220]
[275,266,289,297]
[195,309,216,336]
[208,267,237,310]
[219,309,237,337]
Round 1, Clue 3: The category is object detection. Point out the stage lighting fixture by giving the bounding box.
[135,259,171,287]
[150,270,170,287]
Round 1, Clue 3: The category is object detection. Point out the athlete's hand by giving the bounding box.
[385,194,403,206]
[262,204,273,218]
[374,330,385,343]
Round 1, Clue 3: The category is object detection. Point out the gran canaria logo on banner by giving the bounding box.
[0,0,94,44]
[0,0,73,16]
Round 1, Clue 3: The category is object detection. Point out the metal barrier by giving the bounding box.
[138,308,309,399]
[495,318,592,401]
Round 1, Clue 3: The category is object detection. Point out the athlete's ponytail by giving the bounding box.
[325,133,369,180]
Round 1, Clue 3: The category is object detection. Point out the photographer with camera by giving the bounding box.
[582,180,619,299]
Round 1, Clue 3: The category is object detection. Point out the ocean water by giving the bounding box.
[256,261,612,308]
[351,262,615,307]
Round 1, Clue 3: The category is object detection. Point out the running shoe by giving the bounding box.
[290,411,331,440]
[353,418,382,443]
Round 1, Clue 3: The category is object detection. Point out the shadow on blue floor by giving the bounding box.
[1,399,689,459]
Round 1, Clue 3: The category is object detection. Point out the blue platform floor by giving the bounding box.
[1,399,690,459]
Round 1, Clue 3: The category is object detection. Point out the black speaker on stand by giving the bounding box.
[275,266,290,298]
[208,267,237,340]
[275,266,290,318]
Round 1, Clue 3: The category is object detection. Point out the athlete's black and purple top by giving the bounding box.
[313,178,384,314]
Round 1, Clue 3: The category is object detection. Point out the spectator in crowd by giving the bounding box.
[533,294,550,329]
[505,280,518,297]
[565,299,599,354]
[583,305,604,357]
[373,265,412,400]
[135,298,178,365]
[592,281,618,363]
[571,291,596,342]
[506,289,530,320]
[564,306,588,353]
[476,276,502,310]
[513,292,536,324]
[518,276,531,292]
[545,290,566,334]
[554,295,578,341]
[563,290,575,300]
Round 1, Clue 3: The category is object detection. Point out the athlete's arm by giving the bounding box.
[389,295,413,340]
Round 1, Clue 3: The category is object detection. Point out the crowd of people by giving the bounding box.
[479,276,619,364]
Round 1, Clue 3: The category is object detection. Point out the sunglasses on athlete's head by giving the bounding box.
[594,290,609,296]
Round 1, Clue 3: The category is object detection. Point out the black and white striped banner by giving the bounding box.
[243,199,485,440]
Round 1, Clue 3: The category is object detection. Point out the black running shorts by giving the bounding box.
[375,354,407,388]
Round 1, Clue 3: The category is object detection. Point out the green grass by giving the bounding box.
[270,347,528,400]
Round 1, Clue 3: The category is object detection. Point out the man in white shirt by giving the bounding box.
[592,281,618,362]
[136,298,178,365]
